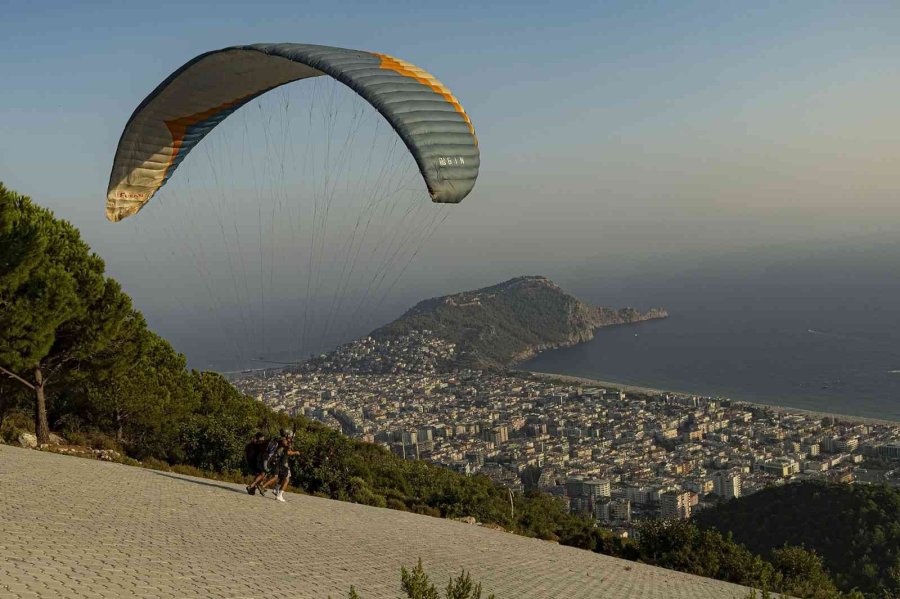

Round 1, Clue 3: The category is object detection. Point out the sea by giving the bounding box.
[523,241,900,422]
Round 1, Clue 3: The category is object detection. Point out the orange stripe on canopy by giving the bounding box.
[163,93,257,180]
[374,52,477,145]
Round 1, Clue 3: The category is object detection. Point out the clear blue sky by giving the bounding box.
[2,1,899,367]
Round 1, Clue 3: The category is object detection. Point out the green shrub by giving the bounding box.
[387,497,409,512]
[0,409,32,443]
[62,430,122,451]
[141,457,172,471]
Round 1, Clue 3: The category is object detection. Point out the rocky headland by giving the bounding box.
[371,276,667,370]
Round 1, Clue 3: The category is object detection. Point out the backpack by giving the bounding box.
[245,440,261,466]
[263,439,280,467]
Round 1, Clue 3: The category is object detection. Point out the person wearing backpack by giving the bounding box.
[260,430,300,502]
[244,432,271,496]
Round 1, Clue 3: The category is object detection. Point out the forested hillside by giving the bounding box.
[695,481,900,598]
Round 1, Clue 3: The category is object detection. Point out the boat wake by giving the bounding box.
[807,329,870,343]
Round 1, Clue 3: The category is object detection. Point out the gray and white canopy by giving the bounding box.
[105,43,479,222]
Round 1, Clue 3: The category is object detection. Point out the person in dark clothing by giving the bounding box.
[261,431,299,502]
[244,432,271,496]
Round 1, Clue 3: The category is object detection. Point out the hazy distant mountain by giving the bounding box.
[371,276,667,369]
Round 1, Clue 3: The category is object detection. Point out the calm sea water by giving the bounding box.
[524,242,900,421]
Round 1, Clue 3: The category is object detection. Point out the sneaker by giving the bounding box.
[256,484,267,497]
[276,491,286,503]
[246,485,256,496]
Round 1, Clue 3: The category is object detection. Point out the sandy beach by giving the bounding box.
[526,371,900,428]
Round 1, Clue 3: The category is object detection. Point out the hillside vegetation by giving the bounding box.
[695,481,900,598]
[372,276,666,369]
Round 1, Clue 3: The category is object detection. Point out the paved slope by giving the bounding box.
[0,445,751,598]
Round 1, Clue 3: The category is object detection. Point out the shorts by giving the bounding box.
[276,465,291,479]
[249,455,269,475]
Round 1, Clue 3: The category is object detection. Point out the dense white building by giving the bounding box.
[711,471,741,500]
[659,491,692,520]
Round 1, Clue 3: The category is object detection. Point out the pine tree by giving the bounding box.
[0,183,136,443]
[400,559,440,599]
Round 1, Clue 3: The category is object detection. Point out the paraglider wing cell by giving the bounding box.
[106,43,480,222]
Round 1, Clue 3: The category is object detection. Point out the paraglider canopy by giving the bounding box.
[106,43,479,222]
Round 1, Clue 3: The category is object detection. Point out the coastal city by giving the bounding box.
[234,330,900,535]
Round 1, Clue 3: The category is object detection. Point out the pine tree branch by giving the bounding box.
[44,354,78,385]
[0,365,35,390]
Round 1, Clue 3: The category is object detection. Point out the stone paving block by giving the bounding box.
[0,444,757,598]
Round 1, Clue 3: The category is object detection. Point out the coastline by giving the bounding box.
[507,311,670,366]
[526,370,900,428]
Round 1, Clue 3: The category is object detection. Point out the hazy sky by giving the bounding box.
[2,1,899,368]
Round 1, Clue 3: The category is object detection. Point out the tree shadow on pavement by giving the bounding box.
[151,471,249,495]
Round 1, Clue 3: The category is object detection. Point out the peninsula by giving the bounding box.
[371,276,667,370]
